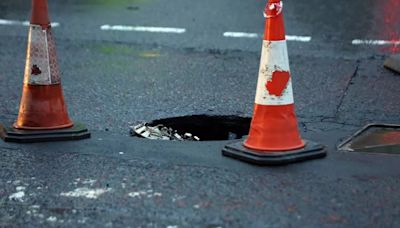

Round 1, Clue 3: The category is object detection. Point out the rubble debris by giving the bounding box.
[130,123,200,141]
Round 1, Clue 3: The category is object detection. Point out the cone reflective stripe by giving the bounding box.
[222,0,326,165]
[244,0,304,151]
[24,24,61,85]
[0,0,90,143]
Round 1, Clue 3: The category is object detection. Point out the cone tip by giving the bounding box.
[30,0,51,27]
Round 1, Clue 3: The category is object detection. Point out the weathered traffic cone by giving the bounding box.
[0,0,90,143]
[222,0,326,165]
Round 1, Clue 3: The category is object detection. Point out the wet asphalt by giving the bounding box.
[0,0,400,227]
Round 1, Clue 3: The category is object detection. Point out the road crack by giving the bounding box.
[334,61,360,118]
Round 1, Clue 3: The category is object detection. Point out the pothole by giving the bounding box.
[132,115,251,141]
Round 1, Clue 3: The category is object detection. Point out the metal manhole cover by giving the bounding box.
[338,124,400,154]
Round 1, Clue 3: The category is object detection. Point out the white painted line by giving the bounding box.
[223,31,311,42]
[100,24,186,34]
[0,19,28,26]
[352,39,400,46]
[223,32,259,38]
[60,187,111,199]
[0,19,59,27]
[9,191,25,202]
[285,35,312,42]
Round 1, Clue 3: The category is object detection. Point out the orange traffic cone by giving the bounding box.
[222,0,326,165]
[0,0,90,143]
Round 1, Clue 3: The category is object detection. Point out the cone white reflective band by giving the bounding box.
[24,25,61,85]
[255,40,294,105]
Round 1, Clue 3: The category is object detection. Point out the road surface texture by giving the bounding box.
[0,0,400,227]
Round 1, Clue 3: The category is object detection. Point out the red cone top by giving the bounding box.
[264,0,285,41]
[31,0,50,28]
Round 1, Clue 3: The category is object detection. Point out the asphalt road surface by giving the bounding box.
[0,0,400,227]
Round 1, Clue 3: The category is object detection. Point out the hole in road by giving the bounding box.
[139,115,251,141]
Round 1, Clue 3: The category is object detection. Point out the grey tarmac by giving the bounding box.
[0,0,399,227]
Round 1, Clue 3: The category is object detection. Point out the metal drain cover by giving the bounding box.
[338,124,400,154]
[384,54,400,74]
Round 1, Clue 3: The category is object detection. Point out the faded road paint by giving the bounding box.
[2,18,397,48]
[100,25,186,34]
[60,188,111,199]
[0,19,59,27]
[223,32,312,42]
[223,32,259,38]
[9,191,25,202]
[285,35,312,42]
[128,189,162,199]
[352,39,400,45]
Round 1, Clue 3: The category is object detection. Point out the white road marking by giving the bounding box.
[223,32,259,38]
[128,189,162,198]
[0,19,59,27]
[9,191,25,202]
[223,31,312,42]
[46,216,57,222]
[60,187,111,199]
[16,186,26,191]
[81,179,97,185]
[100,24,186,34]
[285,35,312,42]
[3,19,397,47]
[352,39,400,45]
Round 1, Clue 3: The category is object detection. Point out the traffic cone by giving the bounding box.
[0,0,90,143]
[222,0,326,165]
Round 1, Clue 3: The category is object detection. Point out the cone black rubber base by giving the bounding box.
[0,122,90,143]
[222,140,327,166]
